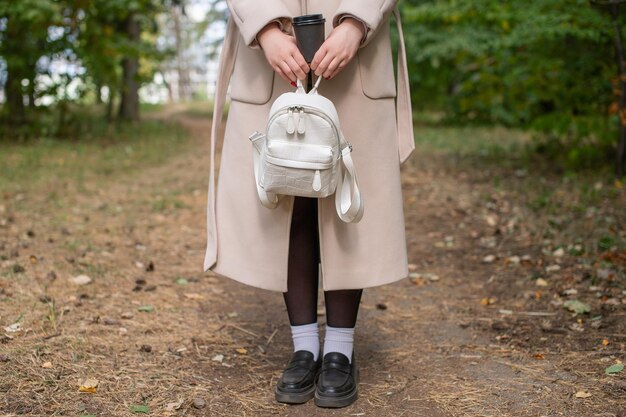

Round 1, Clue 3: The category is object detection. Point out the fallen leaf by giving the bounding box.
[552,248,565,258]
[574,390,592,399]
[211,354,224,362]
[41,361,52,368]
[137,305,154,313]
[165,400,184,411]
[605,363,624,375]
[79,378,99,393]
[175,278,188,285]
[184,293,204,300]
[236,348,247,354]
[4,323,20,333]
[563,300,591,315]
[129,404,149,414]
[535,278,548,287]
[480,297,497,306]
[533,353,544,360]
[546,264,561,273]
[482,254,496,263]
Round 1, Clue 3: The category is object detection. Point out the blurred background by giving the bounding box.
[0,2,624,415]
[0,0,624,175]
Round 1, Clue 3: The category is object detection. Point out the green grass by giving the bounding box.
[0,118,190,194]
[412,121,626,254]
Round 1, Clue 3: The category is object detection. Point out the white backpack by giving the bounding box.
[249,76,363,223]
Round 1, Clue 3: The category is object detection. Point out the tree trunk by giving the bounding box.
[173,6,192,101]
[118,12,140,121]
[4,63,25,124]
[612,4,626,179]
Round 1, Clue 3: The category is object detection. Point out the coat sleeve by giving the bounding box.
[332,0,398,48]
[226,0,294,49]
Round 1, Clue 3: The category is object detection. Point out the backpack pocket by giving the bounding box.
[261,141,338,198]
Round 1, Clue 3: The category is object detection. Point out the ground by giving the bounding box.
[0,108,624,416]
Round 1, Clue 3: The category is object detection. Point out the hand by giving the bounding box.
[310,17,365,80]
[257,23,309,85]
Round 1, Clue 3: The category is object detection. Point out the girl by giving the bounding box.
[203,0,414,408]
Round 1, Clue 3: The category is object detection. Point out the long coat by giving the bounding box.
[203,0,415,292]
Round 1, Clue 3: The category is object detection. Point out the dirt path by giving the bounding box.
[0,110,624,417]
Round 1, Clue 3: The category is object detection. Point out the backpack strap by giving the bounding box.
[335,137,364,223]
[392,5,415,164]
[249,132,279,208]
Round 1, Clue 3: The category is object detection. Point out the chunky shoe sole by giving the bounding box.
[313,366,359,408]
[275,383,316,404]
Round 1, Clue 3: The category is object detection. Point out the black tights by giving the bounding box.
[283,196,363,328]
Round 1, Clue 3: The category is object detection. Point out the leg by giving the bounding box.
[314,289,363,408]
[324,289,363,328]
[275,196,322,404]
[283,196,320,326]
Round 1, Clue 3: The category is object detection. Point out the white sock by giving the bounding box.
[323,325,355,363]
[290,322,320,361]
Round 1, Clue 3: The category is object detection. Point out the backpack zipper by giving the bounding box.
[267,105,342,158]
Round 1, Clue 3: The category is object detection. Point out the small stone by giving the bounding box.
[70,274,92,286]
[103,317,120,326]
[376,303,388,310]
[0,354,9,362]
[535,278,549,287]
[552,248,565,257]
[506,256,521,264]
[546,264,561,273]
[39,294,52,303]
[192,398,206,409]
[482,255,496,264]
[211,354,224,362]
[121,312,134,319]
[140,344,152,353]
[41,361,53,368]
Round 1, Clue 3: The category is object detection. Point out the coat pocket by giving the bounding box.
[357,22,396,100]
[229,39,275,105]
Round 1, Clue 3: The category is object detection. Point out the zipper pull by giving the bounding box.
[312,169,322,191]
[286,107,295,134]
[297,107,306,134]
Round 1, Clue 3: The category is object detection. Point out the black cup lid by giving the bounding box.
[293,14,325,25]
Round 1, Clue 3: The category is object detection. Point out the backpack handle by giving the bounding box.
[295,75,323,94]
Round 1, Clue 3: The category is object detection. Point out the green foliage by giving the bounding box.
[399,0,619,168]
[0,0,180,130]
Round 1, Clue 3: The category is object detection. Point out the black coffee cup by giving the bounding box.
[292,14,326,63]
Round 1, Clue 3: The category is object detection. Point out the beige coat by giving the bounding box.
[203,0,415,292]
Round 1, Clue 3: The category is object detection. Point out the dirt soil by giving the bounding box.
[0,110,624,417]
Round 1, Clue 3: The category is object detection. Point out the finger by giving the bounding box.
[278,60,296,82]
[292,51,310,76]
[315,50,335,77]
[286,55,307,80]
[310,46,327,72]
[322,55,341,78]
[328,59,347,79]
[273,65,291,85]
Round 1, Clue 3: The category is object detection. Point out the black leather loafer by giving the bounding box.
[275,350,322,404]
[314,351,358,408]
